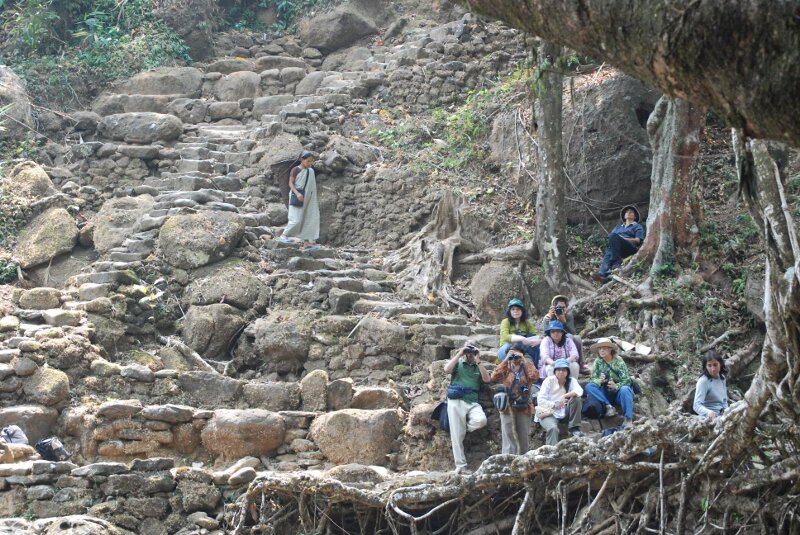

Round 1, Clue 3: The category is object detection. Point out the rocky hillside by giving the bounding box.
[0,1,769,534]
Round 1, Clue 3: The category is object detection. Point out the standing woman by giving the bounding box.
[693,350,729,423]
[491,343,539,454]
[280,151,320,248]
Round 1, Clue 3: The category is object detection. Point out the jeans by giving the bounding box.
[598,233,638,276]
[498,337,540,366]
[585,383,635,419]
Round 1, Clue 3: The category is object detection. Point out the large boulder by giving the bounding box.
[183,260,267,310]
[0,405,59,443]
[200,409,285,459]
[112,66,204,96]
[0,67,34,145]
[154,1,217,61]
[93,195,155,253]
[98,112,183,143]
[6,161,57,200]
[352,317,406,352]
[299,5,378,52]
[159,211,245,269]
[470,260,533,324]
[183,304,245,359]
[251,132,303,168]
[13,208,78,269]
[310,409,402,466]
[562,72,660,225]
[214,71,262,101]
[250,317,311,373]
[22,367,70,406]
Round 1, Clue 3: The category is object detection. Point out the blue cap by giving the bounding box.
[553,358,571,371]
[545,320,566,335]
[506,298,525,312]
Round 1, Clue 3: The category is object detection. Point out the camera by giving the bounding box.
[555,306,564,316]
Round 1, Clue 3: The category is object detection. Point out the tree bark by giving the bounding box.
[534,41,571,291]
[627,96,704,275]
[453,0,800,146]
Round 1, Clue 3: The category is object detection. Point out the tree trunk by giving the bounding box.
[717,133,800,465]
[534,40,571,291]
[453,0,800,146]
[628,96,704,275]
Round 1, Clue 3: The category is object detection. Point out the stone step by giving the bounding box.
[441,333,500,349]
[397,314,468,326]
[420,323,473,337]
[352,299,438,317]
[91,261,142,272]
[109,251,149,263]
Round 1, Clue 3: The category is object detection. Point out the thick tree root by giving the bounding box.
[228,413,800,534]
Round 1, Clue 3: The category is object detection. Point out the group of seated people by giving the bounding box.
[443,296,730,473]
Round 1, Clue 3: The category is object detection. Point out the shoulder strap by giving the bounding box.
[296,168,310,189]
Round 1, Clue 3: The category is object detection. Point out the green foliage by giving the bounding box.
[1,0,60,55]
[0,257,18,283]
[0,183,28,246]
[225,0,329,32]
[1,0,190,109]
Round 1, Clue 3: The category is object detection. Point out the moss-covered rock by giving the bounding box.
[13,208,78,269]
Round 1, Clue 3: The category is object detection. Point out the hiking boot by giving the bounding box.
[570,428,585,438]
[604,405,617,418]
[622,417,633,428]
[591,272,610,284]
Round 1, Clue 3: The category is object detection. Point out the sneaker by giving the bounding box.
[591,272,610,283]
[278,236,292,243]
[454,466,471,475]
[604,405,617,418]
[570,428,585,438]
[302,244,321,251]
[622,417,633,428]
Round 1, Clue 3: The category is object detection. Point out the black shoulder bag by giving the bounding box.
[289,169,310,207]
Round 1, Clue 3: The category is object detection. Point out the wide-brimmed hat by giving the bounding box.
[620,205,640,222]
[545,320,566,336]
[506,298,526,313]
[590,337,618,353]
[551,295,569,307]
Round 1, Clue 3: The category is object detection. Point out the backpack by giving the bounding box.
[582,395,605,420]
[34,437,71,462]
[430,400,450,432]
[0,425,28,445]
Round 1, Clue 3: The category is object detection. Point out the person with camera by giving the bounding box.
[591,205,646,284]
[490,343,539,454]
[585,338,635,426]
[444,342,490,473]
[693,350,729,424]
[541,295,587,374]
[540,320,580,379]
[536,358,585,445]
[497,298,540,364]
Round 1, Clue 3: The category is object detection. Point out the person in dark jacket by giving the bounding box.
[592,205,646,283]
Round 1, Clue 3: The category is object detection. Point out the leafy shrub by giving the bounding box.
[1,0,190,109]
[0,257,18,284]
[224,0,330,32]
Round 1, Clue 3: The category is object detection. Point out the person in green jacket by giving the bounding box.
[497,298,540,364]
[585,338,635,426]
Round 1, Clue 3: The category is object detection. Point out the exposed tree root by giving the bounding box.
[229,412,800,534]
[384,191,478,316]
